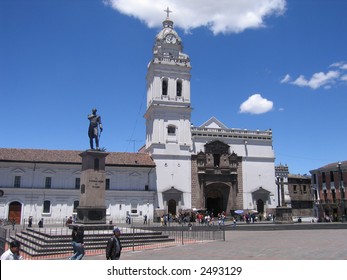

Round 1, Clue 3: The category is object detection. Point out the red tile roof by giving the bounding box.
[0,148,155,167]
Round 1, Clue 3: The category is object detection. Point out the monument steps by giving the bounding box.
[10,227,175,257]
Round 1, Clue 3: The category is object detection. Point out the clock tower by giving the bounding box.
[145,8,193,213]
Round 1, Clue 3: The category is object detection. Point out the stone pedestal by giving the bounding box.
[77,150,109,224]
[275,207,293,224]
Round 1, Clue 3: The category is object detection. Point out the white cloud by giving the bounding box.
[239,94,273,114]
[281,66,346,90]
[291,71,340,90]
[104,0,286,34]
[330,61,347,70]
[280,74,291,83]
[341,74,347,81]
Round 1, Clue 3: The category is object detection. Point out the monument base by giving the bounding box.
[275,207,293,224]
[76,206,107,224]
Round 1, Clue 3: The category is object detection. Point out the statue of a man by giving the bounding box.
[88,108,103,150]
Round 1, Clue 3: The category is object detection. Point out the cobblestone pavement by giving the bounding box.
[81,228,347,260]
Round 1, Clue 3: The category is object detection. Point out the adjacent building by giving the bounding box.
[287,174,315,219]
[310,161,347,222]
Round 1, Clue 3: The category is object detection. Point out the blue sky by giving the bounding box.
[1,0,346,175]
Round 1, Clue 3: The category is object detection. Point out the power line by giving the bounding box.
[126,139,143,153]
[126,85,146,152]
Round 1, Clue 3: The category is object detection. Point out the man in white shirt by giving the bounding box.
[1,241,22,260]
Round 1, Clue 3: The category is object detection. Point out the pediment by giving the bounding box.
[199,117,228,129]
[42,169,56,174]
[130,172,141,177]
[12,168,25,174]
[163,187,183,194]
[252,187,271,195]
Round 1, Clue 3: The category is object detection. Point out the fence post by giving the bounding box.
[132,226,135,251]
[181,224,184,245]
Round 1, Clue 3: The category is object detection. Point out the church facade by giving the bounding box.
[0,13,278,225]
[144,14,277,218]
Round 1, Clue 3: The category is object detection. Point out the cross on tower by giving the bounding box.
[164,7,172,18]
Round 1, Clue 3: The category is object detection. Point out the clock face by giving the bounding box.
[165,34,176,44]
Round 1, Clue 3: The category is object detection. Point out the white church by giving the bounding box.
[0,13,278,225]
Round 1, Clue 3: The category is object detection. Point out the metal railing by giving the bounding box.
[1,222,225,259]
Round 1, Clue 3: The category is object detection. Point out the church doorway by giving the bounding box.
[168,199,177,216]
[257,199,264,214]
[8,201,22,224]
[206,189,223,215]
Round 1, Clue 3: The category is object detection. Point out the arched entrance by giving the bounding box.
[257,199,264,214]
[168,199,177,215]
[206,189,223,215]
[8,201,22,224]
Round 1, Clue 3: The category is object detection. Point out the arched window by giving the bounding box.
[176,80,182,97]
[43,200,51,214]
[162,78,168,96]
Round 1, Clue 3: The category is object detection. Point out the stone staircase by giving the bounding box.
[9,226,175,258]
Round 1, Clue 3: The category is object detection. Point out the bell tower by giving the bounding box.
[144,8,192,212]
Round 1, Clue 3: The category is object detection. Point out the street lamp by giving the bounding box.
[276,176,281,207]
[337,162,345,222]
[147,202,149,225]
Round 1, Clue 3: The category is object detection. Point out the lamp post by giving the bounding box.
[147,202,149,226]
[276,176,281,207]
[337,162,345,222]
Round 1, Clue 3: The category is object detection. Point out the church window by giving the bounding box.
[14,176,21,188]
[75,178,80,189]
[168,125,176,135]
[106,178,110,190]
[176,80,182,96]
[43,200,51,214]
[162,79,168,95]
[213,154,220,167]
[45,177,52,188]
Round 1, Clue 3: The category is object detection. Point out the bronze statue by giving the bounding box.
[88,108,103,150]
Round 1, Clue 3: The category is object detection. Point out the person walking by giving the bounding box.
[69,226,85,260]
[106,227,122,260]
[28,216,33,228]
[1,241,22,260]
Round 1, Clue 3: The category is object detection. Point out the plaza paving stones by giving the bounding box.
[81,228,347,260]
